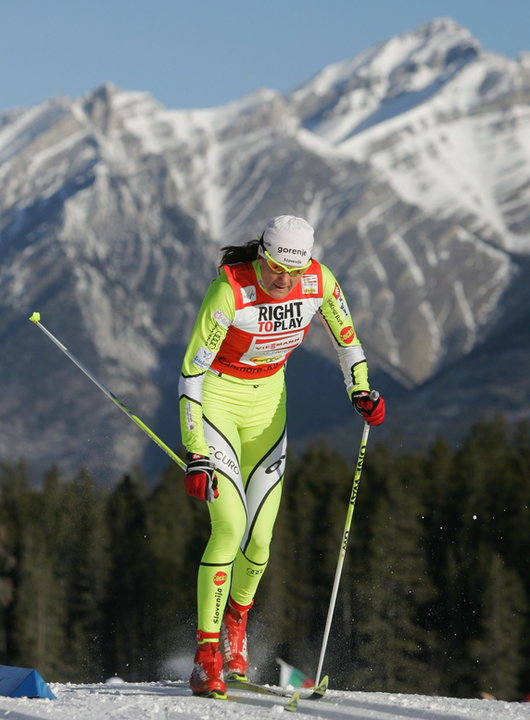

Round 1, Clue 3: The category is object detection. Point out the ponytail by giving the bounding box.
[219,237,261,266]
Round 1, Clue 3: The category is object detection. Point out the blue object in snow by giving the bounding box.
[0,664,56,699]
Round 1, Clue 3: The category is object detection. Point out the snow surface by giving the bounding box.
[0,679,528,720]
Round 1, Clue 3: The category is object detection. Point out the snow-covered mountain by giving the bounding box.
[294,18,530,252]
[1,17,529,480]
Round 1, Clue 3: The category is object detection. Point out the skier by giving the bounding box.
[178,215,385,698]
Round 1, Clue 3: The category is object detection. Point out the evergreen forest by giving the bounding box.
[0,415,529,702]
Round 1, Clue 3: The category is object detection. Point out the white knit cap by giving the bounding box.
[259,215,314,267]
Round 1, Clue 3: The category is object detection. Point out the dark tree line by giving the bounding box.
[0,415,528,701]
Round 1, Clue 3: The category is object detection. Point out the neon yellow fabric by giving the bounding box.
[196,369,286,633]
[179,272,235,456]
[178,258,372,635]
[318,263,369,397]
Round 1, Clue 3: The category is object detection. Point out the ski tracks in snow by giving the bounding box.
[0,681,528,720]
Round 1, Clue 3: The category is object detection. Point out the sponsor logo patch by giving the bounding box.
[241,285,256,304]
[326,297,344,327]
[302,274,318,294]
[249,354,283,364]
[277,246,308,257]
[257,301,304,332]
[333,283,349,316]
[210,448,241,476]
[246,567,264,577]
[205,324,223,351]
[213,571,227,586]
[213,309,231,328]
[240,330,304,366]
[185,402,195,431]
[340,326,355,344]
[192,346,214,370]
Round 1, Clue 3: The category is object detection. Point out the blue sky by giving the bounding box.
[1,0,530,114]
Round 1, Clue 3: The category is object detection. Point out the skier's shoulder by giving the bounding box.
[205,266,233,294]
[316,262,340,295]
[198,268,236,318]
[221,260,255,283]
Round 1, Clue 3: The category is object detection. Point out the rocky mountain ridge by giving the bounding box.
[1,17,529,482]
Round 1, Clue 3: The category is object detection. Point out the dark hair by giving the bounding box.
[220,237,261,266]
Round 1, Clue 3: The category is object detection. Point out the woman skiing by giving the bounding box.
[178,215,385,698]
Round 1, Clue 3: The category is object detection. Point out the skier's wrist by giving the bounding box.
[352,390,386,426]
[184,453,218,502]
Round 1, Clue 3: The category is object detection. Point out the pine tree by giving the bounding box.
[468,552,527,700]
[252,441,354,682]
[2,413,529,693]
[60,468,109,680]
[142,461,210,670]
[101,471,150,679]
[418,436,458,695]
[0,525,15,660]
[10,535,65,677]
[352,452,437,694]
[421,417,530,697]
[510,420,530,693]
[4,467,67,677]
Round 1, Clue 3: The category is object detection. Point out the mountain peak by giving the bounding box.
[417,16,472,35]
[88,82,121,99]
[79,83,162,134]
[293,17,481,106]
[405,16,481,66]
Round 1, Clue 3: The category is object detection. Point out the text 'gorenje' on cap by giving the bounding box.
[260,215,314,267]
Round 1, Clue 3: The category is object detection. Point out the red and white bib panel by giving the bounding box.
[210,260,324,378]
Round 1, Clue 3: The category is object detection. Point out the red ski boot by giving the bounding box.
[189,632,226,699]
[221,597,253,681]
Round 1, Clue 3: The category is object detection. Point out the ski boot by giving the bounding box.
[189,632,226,699]
[221,597,253,681]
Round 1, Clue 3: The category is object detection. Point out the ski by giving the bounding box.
[228,691,299,712]
[182,685,298,711]
[226,673,328,700]
[161,676,327,712]
[284,689,299,712]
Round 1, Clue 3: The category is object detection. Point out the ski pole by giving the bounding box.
[29,311,186,472]
[314,408,374,686]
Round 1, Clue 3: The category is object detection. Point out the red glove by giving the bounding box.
[353,390,385,426]
[184,453,219,502]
